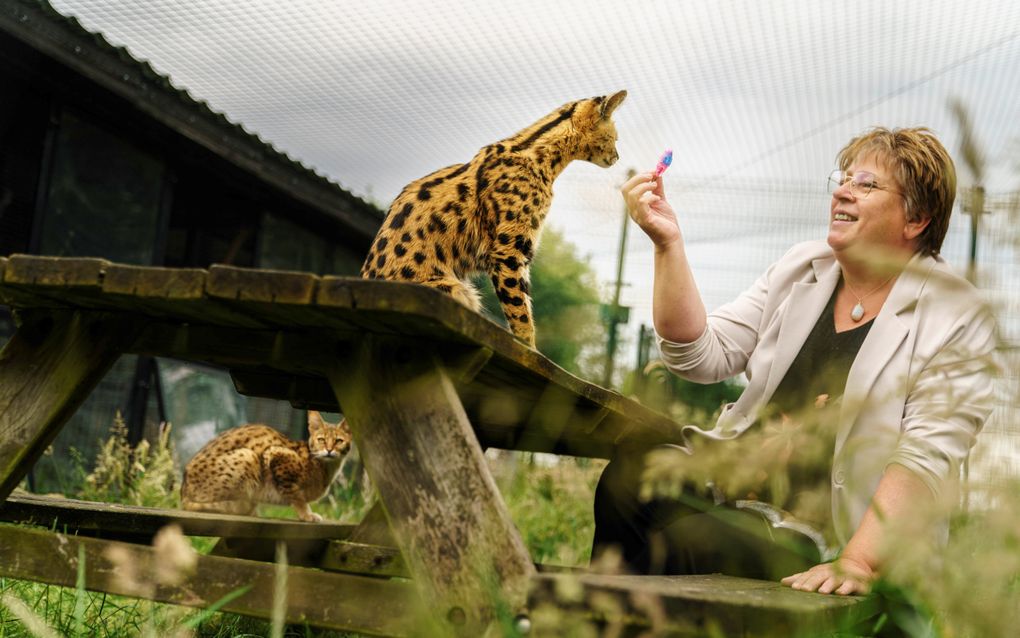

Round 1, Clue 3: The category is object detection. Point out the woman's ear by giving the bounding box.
[904,215,931,241]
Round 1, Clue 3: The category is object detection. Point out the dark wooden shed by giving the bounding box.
[0,0,383,489]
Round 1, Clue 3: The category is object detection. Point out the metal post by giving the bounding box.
[602,169,635,388]
[966,185,985,284]
[962,184,986,513]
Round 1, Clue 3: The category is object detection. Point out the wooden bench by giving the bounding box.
[0,254,878,636]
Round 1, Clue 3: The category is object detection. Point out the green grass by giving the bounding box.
[493,452,605,567]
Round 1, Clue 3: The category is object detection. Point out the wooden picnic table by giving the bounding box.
[0,254,877,636]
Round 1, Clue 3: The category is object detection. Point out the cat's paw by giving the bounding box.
[302,511,324,523]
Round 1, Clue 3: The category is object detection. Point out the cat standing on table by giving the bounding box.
[362,90,628,346]
[181,411,351,522]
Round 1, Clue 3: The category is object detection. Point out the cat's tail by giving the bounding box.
[180,499,256,516]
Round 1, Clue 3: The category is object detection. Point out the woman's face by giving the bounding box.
[827,154,927,259]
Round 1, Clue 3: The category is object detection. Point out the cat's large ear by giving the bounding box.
[599,90,627,119]
[307,410,325,433]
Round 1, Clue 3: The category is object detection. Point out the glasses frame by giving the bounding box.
[827,169,900,199]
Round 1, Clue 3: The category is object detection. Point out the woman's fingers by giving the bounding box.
[781,561,873,596]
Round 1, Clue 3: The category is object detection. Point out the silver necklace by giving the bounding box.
[843,272,897,322]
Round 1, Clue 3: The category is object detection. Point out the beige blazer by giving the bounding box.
[658,240,998,546]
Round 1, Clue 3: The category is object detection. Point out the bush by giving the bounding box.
[73,412,180,509]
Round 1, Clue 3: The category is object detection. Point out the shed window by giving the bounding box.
[37,110,165,264]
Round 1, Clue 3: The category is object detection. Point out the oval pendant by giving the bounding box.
[850,302,865,322]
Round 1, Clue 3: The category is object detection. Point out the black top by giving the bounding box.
[768,287,873,417]
[753,286,873,535]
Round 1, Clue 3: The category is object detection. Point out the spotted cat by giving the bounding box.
[361,90,628,346]
[180,411,351,522]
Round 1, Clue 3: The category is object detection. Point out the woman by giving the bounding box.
[593,127,997,595]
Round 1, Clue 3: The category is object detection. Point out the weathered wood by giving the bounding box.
[0,493,354,541]
[322,539,408,578]
[0,310,140,500]
[230,363,677,459]
[103,264,207,299]
[4,254,110,287]
[1,493,409,578]
[0,258,688,460]
[230,344,494,412]
[328,335,536,636]
[528,572,880,637]
[207,264,318,304]
[0,255,110,310]
[207,265,369,332]
[208,536,330,568]
[131,322,345,374]
[1,256,268,328]
[348,500,398,547]
[102,263,267,328]
[317,275,493,341]
[0,524,419,636]
[230,369,340,412]
[207,536,410,578]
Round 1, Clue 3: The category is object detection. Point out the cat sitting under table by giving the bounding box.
[180,411,351,522]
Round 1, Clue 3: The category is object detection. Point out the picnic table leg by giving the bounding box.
[0,310,136,500]
[328,335,535,636]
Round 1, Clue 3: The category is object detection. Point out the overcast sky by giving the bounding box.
[49,0,1020,358]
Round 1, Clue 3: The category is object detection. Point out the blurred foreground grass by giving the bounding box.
[0,434,603,637]
[2,420,1018,636]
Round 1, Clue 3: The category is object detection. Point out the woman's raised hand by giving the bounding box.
[621,171,682,249]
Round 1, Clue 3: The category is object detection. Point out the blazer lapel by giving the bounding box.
[762,257,841,401]
[835,253,936,454]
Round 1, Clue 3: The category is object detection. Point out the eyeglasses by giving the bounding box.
[827,170,899,199]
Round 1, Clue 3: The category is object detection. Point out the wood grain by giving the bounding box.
[0,524,418,636]
[0,310,139,500]
[328,335,535,635]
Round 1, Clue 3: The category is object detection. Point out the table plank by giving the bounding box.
[207,264,319,304]
[0,493,354,541]
[0,255,109,310]
[0,524,420,636]
[1,256,270,328]
[529,572,880,636]
[207,265,376,334]
[103,263,268,328]
[4,254,109,287]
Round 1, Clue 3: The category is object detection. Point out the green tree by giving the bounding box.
[478,227,605,379]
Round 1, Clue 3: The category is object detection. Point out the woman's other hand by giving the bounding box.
[780,557,875,596]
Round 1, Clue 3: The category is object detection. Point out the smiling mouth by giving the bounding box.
[833,212,858,222]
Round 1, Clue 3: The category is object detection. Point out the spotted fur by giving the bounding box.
[361,91,628,346]
[180,411,351,522]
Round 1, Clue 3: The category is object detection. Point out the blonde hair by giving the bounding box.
[836,127,956,255]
